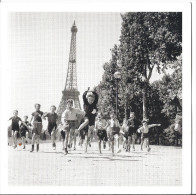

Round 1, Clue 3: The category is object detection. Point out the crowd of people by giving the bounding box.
[8,88,162,156]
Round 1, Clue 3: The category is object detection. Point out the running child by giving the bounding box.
[9,110,22,149]
[61,99,84,155]
[19,116,31,149]
[108,112,122,155]
[30,103,44,152]
[127,112,139,151]
[137,119,161,152]
[43,105,58,150]
[77,88,98,153]
[121,118,129,151]
[95,113,108,154]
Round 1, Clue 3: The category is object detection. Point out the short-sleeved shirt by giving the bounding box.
[9,116,22,130]
[32,110,43,122]
[61,108,85,123]
[44,112,58,124]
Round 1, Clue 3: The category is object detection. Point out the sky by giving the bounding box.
[8,12,164,120]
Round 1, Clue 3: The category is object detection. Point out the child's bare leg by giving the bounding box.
[73,130,77,150]
[78,118,89,131]
[22,137,25,147]
[64,131,69,151]
[26,132,29,143]
[68,129,74,147]
[127,136,131,151]
[132,134,136,150]
[14,131,18,146]
[141,138,144,150]
[99,140,102,154]
[12,131,15,146]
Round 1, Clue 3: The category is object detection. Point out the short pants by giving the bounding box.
[48,123,57,136]
[32,122,42,135]
[123,132,129,140]
[20,130,29,137]
[141,132,149,139]
[109,127,120,141]
[85,114,96,126]
[97,130,108,141]
[64,120,77,132]
[80,128,88,140]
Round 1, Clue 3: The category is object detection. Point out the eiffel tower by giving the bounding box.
[57,21,81,122]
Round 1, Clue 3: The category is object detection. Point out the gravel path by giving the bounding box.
[8,142,182,186]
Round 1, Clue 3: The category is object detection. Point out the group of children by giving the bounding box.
[9,89,161,155]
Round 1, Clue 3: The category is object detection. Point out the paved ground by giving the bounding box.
[8,141,182,186]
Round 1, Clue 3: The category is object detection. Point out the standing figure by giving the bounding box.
[77,88,98,153]
[61,99,84,155]
[43,105,58,150]
[19,116,31,149]
[30,103,44,152]
[9,110,22,149]
[137,119,161,152]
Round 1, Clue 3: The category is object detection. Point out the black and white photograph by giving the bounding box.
[0,0,194,194]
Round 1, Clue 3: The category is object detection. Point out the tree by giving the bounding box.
[119,12,182,119]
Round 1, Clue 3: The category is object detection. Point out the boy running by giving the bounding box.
[9,110,22,149]
[61,99,84,155]
[95,113,108,154]
[30,103,44,152]
[19,116,31,149]
[127,112,139,151]
[77,88,98,153]
[43,105,58,150]
[108,112,121,155]
[137,119,161,152]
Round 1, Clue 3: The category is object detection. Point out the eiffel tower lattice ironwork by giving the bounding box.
[57,21,81,122]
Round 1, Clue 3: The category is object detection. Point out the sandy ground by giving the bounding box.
[8,141,182,186]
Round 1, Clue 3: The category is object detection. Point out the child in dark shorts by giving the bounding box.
[30,103,44,152]
[127,112,139,151]
[77,88,98,153]
[19,116,31,149]
[108,112,121,155]
[9,110,22,149]
[95,113,108,154]
[137,119,161,152]
[43,105,58,150]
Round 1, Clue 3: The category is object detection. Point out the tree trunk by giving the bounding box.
[143,82,148,119]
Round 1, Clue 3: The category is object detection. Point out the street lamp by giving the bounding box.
[114,71,121,118]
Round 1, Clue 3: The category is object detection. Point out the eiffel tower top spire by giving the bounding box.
[57,21,81,120]
[64,21,78,90]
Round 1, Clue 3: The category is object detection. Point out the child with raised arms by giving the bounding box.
[77,88,98,153]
